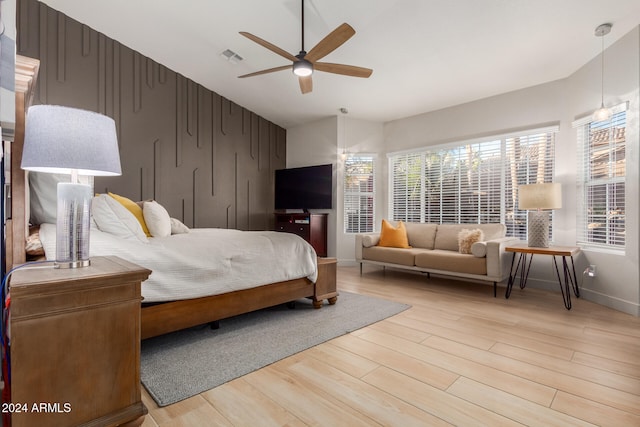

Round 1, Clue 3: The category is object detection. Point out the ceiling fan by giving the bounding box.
[238,0,373,94]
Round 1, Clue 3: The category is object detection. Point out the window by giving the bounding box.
[344,155,375,233]
[388,126,557,240]
[574,103,627,250]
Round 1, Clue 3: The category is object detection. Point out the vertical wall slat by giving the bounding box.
[17,0,286,231]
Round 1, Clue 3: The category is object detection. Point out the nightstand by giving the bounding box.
[8,256,151,427]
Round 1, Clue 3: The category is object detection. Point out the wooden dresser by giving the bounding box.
[274,212,328,257]
[8,256,151,427]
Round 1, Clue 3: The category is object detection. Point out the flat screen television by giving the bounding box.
[275,164,332,211]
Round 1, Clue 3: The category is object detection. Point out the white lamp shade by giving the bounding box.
[518,183,562,210]
[21,105,122,176]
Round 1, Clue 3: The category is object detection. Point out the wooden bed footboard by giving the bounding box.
[141,258,338,339]
[141,278,315,339]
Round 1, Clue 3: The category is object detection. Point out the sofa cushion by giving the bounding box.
[415,249,487,275]
[362,246,423,266]
[404,222,437,249]
[378,220,411,248]
[477,223,507,240]
[434,224,466,251]
[458,228,484,254]
[471,241,487,257]
[361,234,379,247]
[434,223,506,251]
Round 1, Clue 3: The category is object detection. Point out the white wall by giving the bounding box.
[287,26,640,315]
[287,115,384,259]
[286,117,338,257]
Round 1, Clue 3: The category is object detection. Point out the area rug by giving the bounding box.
[140,291,410,406]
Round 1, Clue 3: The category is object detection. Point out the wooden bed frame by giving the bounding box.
[7,55,335,340]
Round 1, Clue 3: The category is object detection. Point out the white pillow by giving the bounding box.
[361,234,379,248]
[471,241,487,258]
[91,194,148,243]
[170,218,190,235]
[28,172,91,224]
[143,201,171,237]
[457,228,484,254]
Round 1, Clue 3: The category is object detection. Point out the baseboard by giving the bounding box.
[339,260,640,317]
[521,277,640,316]
[578,288,640,316]
[337,259,359,267]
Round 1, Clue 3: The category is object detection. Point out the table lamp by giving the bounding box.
[21,105,122,268]
[518,183,562,248]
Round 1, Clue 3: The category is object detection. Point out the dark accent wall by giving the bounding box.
[16,0,286,230]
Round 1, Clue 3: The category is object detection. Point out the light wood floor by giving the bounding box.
[141,266,640,426]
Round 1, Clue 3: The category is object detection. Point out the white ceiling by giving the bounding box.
[41,0,640,129]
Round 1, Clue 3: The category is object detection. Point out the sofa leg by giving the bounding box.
[359,262,362,275]
[493,282,497,298]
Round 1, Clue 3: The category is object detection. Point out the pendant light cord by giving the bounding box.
[600,34,605,106]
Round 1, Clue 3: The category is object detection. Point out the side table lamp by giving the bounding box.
[21,105,122,268]
[518,183,562,248]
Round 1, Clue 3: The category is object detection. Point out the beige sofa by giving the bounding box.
[355,223,519,296]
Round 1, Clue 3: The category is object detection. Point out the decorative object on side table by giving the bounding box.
[518,183,561,248]
[21,105,122,268]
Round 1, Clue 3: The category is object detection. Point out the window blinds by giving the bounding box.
[388,127,557,240]
[344,155,375,233]
[574,103,627,250]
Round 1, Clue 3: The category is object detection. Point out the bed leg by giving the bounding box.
[210,320,220,330]
[286,301,296,309]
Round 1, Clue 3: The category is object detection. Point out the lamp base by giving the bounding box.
[527,211,550,248]
[56,182,92,267]
[55,260,91,269]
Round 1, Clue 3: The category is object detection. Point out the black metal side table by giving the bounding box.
[505,242,580,309]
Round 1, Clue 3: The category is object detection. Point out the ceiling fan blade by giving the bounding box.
[305,23,355,63]
[238,65,292,78]
[299,75,313,94]
[314,62,373,78]
[239,31,298,62]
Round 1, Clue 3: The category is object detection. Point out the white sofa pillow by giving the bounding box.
[143,201,172,237]
[458,228,484,254]
[361,234,379,247]
[92,194,148,243]
[471,241,487,257]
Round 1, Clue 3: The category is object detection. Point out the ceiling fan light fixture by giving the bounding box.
[293,59,313,77]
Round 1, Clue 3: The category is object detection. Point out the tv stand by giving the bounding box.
[274,212,327,257]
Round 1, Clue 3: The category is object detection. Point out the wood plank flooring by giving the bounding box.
[141,266,640,426]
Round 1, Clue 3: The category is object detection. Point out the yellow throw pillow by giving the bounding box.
[378,220,411,248]
[108,192,151,237]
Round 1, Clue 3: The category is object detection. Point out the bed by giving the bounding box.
[6,56,335,340]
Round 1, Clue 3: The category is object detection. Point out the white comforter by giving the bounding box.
[39,224,318,303]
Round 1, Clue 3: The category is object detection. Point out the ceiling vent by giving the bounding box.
[220,49,243,64]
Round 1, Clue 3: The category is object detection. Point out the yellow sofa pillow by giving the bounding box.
[108,192,151,237]
[378,219,411,248]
